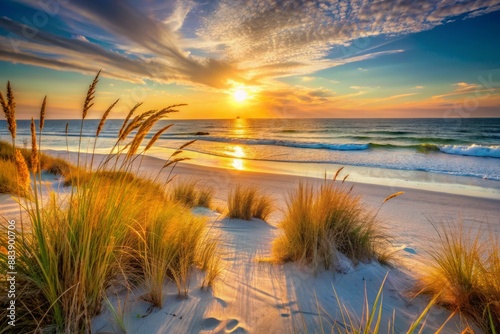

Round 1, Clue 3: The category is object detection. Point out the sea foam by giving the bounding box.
[439,144,500,158]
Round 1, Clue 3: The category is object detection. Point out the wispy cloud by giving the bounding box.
[432,82,484,99]
[350,85,377,90]
[372,93,419,103]
[1,0,499,91]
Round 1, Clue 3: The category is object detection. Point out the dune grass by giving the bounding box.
[416,223,500,332]
[0,74,220,333]
[272,173,395,270]
[0,140,75,196]
[170,179,214,208]
[227,184,274,221]
[0,158,21,195]
[310,278,455,334]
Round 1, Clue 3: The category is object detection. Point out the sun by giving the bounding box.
[233,89,248,102]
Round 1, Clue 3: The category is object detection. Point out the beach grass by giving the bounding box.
[170,179,214,208]
[0,73,220,333]
[227,184,274,221]
[0,158,22,195]
[272,173,393,269]
[416,223,500,332]
[0,140,74,196]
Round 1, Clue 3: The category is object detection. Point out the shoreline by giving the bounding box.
[44,146,500,199]
[44,148,500,250]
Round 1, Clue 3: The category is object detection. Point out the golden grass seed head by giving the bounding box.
[40,96,47,130]
[118,102,143,138]
[30,117,39,173]
[83,70,100,119]
[7,81,15,112]
[383,191,405,203]
[145,124,173,152]
[1,88,16,139]
[14,148,30,191]
[96,99,119,136]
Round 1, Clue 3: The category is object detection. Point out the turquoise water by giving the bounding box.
[2,118,500,184]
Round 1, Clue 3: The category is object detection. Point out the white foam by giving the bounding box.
[439,144,500,158]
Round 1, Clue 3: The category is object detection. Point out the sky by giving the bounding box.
[1,0,500,119]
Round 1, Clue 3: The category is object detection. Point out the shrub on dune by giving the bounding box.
[227,184,274,221]
[416,223,500,332]
[273,171,395,270]
[170,180,214,208]
[0,140,74,195]
[196,185,214,208]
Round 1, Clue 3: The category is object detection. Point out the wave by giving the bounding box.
[172,147,500,181]
[438,144,500,158]
[5,127,499,158]
[177,136,500,158]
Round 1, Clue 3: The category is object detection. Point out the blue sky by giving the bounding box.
[1,0,500,119]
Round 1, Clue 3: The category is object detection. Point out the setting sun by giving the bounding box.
[233,89,248,102]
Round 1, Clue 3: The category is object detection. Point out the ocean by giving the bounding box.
[2,118,500,193]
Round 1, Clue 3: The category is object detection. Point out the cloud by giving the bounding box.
[0,13,242,88]
[1,0,499,91]
[415,85,424,89]
[432,82,485,99]
[454,82,479,90]
[372,93,419,103]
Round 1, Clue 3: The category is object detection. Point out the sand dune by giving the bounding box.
[3,151,498,333]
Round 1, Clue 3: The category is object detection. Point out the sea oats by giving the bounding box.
[83,70,100,119]
[383,191,405,203]
[7,81,15,112]
[179,139,196,150]
[132,104,183,138]
[171,149,182,157]
[0,91,8,115]
[144,124,173,152]
[14,149,30,191]
[333,167,345,181]
[163,157,190,168]
[1,85,16,139]
[118,102,143,138]
[0,91,12,136]
[127,116,158,158]
[30,118,39,173]
[96,99,119,136]
[40,96,47,130]
[119,110,156,141]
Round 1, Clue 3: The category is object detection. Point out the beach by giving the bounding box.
[89,155,498,333]
[2,149,497,333]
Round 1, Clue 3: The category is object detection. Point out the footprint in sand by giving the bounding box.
[201,317,221,330]
[226,319,239,331]
[225,319,248,334]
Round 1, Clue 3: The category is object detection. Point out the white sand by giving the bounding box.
[3,151,499,333]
